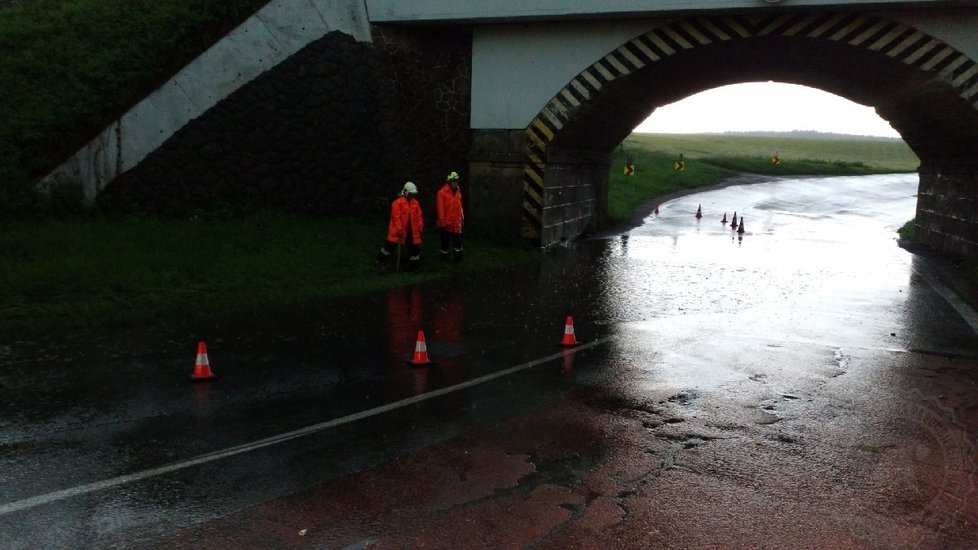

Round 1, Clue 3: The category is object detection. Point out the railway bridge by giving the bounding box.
[44,0,978,254]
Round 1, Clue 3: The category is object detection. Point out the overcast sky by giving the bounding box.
[633,82,901,138]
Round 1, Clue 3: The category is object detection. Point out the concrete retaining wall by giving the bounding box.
[98,31,392,213]
[42,0,472,220]
[41,0,372,204]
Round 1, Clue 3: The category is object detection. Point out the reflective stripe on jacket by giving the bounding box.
[436,183,464,234]
[387,195,424,244]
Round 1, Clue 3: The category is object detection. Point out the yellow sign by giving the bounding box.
[624,164,635,176]
[675,160,685,171]
[772,155,781,165]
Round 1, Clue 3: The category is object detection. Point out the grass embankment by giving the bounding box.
[0,212,538,337]
[0,0,268,215]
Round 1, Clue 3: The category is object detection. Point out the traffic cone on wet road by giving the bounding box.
[721,213,727,224]
[730,212,738,229]
[190,341,216,381]
[738,217,745,234]
[654,205,659,215]
[408,330,434,367]
[695,204,703,219]
[560,316,578,347]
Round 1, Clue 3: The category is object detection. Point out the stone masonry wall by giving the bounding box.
[916,163,978,257]
[371,26,472,206]
[100,27,472,218]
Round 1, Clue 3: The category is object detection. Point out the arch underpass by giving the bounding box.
[511,12,978,252]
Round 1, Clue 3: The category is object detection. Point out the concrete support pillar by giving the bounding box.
[468,130,530,241]
[916,161,978,256]
[468,130,610,247]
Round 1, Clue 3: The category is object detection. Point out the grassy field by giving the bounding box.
[605,132,919,224]
[624,133,919,172]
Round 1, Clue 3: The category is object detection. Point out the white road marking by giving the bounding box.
[902,255,978,335]
[0,338,610,516]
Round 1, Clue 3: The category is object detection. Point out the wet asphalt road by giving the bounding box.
[2,174,978,548]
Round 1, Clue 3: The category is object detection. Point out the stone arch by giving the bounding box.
[521,12,978,251]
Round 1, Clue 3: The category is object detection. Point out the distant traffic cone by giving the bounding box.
[737,217,745,234]
[730,212,738,229]
[721,212,727,224]
[560,316,578,347]
[695,204,703,219]
[190,341,216,381]
[408,330,434,367]
[654,205,659,215]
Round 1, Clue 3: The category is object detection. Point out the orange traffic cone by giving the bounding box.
[408,330,434,367]
[654,205,659,215]
[730,212,738,229]
[190,341,216,381]
[695,204,703,219]
[560,316,578,347]
[721,212,727,224]
[737,217,745,234]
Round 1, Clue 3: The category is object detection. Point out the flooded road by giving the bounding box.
[2,174,977,548]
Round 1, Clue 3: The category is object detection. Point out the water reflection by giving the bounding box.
[386,286,424,367]
[591,174,930,382]
[193,383,213,416]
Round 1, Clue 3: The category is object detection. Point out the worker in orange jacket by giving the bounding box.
[436,171,464,262]
[377,181,424,269]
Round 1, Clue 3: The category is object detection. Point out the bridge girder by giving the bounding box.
[366,1,973,24]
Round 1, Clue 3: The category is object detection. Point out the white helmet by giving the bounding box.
[402,181,418,195]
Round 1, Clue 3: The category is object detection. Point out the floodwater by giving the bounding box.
[2,173,977,547]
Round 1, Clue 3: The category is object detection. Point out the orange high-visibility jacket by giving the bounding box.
[436,183,464,234]
[387,195,424,245]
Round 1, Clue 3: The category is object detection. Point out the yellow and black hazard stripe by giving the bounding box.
[521,12,978,241]
[522,118,554,240]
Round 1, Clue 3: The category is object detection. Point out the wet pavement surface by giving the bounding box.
[2,174,977,548]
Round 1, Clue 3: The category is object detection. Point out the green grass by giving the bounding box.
[0,211,537,337]
[607,149,738,223]
[625,133,919,172]
[898,219,916,241]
